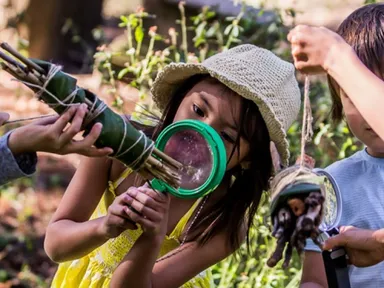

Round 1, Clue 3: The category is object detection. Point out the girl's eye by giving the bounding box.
[193,104,204,117]
[221,132,236,144]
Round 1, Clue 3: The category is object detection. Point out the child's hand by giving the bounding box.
[8,104,113,157]
[0,112,10,126]
[123,185,170,238]
[322,226,384,267]
[287,25,350,74]
[100,192,139,239]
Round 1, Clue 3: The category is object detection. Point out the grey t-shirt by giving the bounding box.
[305,149,384,287]
[0,131,37,186]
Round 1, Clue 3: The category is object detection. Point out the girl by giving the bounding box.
[44,44,301,287]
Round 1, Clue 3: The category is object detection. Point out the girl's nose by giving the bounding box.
[201,117,218,130]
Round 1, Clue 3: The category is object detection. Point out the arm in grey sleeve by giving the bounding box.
[0,131,37,186]
[305,238,322,253]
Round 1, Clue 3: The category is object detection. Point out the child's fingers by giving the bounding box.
[122,193,162,222]
[137,186,168,203]
[111,212,137,230]
[59,104,87,144]
[50,105,78,133]
[79,122,104,147]
[108,203,138,229]
[66,122,113,156]
[109,202,133,221]
[126,188,164,211]
[33,115,60,126]
[123,204,153,228]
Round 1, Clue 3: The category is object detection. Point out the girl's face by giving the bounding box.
[173,79,250,170]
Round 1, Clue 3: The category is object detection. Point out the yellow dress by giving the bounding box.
[51,168,213,287]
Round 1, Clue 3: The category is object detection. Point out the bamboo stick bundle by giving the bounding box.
[0,42,183,188]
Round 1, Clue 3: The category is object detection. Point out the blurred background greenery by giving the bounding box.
[0,0,378,287]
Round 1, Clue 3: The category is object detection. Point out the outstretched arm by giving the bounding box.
[288,25,384,141]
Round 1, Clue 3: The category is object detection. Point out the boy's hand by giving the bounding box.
[295,154,316,169]
[0,112,10,126]
[8,104,113,157]
[287,25,351,74]
[323,226,384,267]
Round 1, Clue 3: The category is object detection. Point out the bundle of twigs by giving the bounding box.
[0,42,182,188]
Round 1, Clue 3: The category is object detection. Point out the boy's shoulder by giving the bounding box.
[325,150,364,175]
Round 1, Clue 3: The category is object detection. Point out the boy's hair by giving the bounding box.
[329,3,384,123]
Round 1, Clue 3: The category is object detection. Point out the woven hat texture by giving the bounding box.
[151,44,301,166]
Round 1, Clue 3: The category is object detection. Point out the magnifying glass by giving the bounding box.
[314,169,351,288]
[268,167,351,288]
[151,119,227,198]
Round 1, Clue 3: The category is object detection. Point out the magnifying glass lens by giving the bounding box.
[320,176,338,231]
[163,130,213,190]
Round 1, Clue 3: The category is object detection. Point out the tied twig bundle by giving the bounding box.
[0,42,183,188]
[267,76,326,268]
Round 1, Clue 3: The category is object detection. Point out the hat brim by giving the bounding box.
[151,62,290,166]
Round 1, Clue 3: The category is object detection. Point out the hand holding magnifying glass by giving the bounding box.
[323,226,384,268]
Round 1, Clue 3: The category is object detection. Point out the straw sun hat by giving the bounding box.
[151,44,301,166]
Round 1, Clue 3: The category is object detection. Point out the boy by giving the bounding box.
[289,4,384,287]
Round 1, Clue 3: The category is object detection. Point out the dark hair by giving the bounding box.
[329,3,384,123]
[152,74,273,251]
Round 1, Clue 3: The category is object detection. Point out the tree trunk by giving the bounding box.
[26,0,103,74]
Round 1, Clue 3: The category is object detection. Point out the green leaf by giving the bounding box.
[120,15,128,23]
[193,15,201,25]
[195,22,206,36]
[232,25,239,37]
[135,26,144,43]
[130,17,139,27]
[206,25,216,37]
[117,67,131,79]
[224,24,232,35]
[225,16,236,21]
[206,11,216,19]
[155,35,163,41]
[194,37,206,47]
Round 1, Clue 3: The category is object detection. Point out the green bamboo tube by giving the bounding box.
[30,59,154,171]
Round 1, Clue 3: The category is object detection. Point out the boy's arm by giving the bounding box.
[0,131,37,186]
[288,25,384,141]
[301,251,328,288]
[326,46,384,141]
